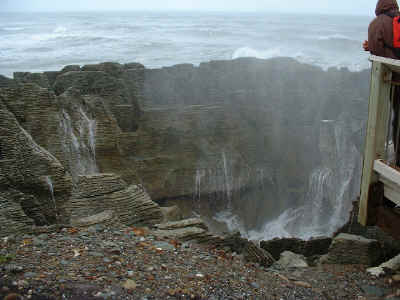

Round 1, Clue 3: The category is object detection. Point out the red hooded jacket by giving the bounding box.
[369,0,400,59]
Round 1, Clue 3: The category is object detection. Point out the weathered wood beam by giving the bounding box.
[359,61,392,225]
[370,55,400,74]
[374,160,400,185]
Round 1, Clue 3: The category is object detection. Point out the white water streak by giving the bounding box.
[60,108,98,177]
[194,169,206,202]
[45,176,58,221]
[222,151,233,208]
[247,118,359,240]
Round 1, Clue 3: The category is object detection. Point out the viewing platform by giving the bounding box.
[359,55,400,239]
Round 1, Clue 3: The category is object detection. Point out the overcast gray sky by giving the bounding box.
[0,0,375,15]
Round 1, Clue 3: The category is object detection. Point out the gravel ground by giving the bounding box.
[1,224,399,300]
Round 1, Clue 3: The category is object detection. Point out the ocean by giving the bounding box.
[0,11,372,77]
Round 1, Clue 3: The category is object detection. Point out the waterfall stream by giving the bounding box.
[246,118,360,240]
[194,169,206,203]
[45,175,58,221]
[205,116,362,240]
[60,108,98,178]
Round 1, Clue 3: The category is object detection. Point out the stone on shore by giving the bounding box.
[160,205,183,222]
[367,253,400,277]
[273,251,309,269]
[260,237,332,260]
[320,233,382,266]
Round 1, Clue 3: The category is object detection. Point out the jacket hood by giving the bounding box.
[376,0,399,16]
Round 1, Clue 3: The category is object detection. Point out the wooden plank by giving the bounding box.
[371,160,400,211]
[370,55,400,74]
[359,61,392,225]
[374,160,400,185]
[381,180,400,206]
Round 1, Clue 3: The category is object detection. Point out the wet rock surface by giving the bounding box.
[320,233,382,266]
[1,224,399,300]
[273,251,309,269]
[0,59,370,237]
[260,236,332,261]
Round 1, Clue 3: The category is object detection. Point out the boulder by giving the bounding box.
[70,210,117,227]
[273,251,309,269]
[221,232,275,267]
[153,227,207,241]
[154,218,208,231]
[335,201,400,261]
[320,233,382,266]
[160,205,184,222]
[260,237,332,260]
[367,253,400,277]
[153,218,211,242]
[65,174,163,227]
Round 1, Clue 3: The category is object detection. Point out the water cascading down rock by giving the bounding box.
[0,58,369,238]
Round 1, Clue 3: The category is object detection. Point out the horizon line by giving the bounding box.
[0,9,373,17]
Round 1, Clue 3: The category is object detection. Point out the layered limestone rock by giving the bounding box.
[0,75,15,89]
[320,233,382,266]
[0,191,35,237]
[66,173,162,226]
[153,219,275,267]
[0,93,72,235]
[0,58,369,237]
[136,58,368,229]
[260,237,332,261]
[0,66,157,236]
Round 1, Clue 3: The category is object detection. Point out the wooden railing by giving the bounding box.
[359,55,400,234]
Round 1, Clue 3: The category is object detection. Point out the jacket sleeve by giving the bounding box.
[368,20,387,56]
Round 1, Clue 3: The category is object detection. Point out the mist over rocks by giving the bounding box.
[0,57,369,238]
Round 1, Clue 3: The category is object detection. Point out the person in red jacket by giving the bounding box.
[364,0,400,166]
[364,0,400,58]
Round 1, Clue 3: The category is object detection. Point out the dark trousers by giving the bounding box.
[392,85,400,166]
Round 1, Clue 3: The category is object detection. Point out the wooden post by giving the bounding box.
[359,61,392,225]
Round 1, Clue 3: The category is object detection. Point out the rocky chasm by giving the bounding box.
[0,57,370,238]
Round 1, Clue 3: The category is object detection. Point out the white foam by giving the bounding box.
[214,210,247,236]
[316,34,355,41]
[54,26,67,34]
[232,46,368,72]
[232,46,284,60]
[3,27,25,31]
[246,118,359,241]
[31,26,69,42]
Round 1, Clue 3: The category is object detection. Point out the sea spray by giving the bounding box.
[247,118,360,240]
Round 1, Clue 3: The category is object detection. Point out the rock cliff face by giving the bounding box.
[0,58,369,238]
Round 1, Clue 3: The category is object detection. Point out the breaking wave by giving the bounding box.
[316,34,357,41]
[232,46,369,72]
[3,27,25,31]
